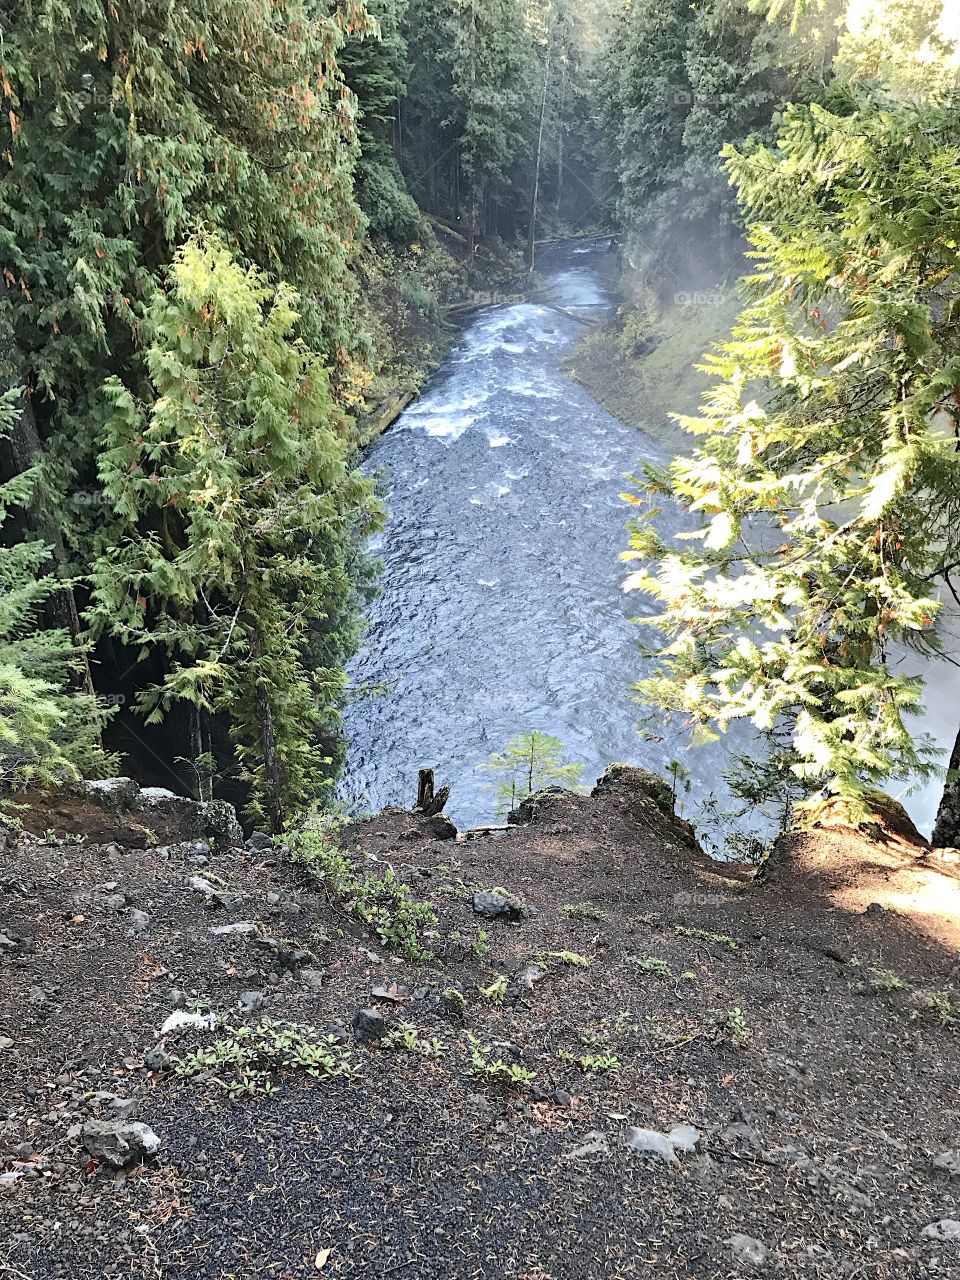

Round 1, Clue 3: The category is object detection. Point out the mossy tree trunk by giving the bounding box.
[932,725,960,848]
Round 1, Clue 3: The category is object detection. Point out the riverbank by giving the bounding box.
[3,768,959,1278]
[562,286,742,455]
[355,221,527,445]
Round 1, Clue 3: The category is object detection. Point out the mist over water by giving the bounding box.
[343,244,955,840]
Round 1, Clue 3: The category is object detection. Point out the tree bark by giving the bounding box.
[249,622,284,833]
[526,53,551,274]
[555,54,567,215]
[416,768,449,815]
[933,724,960,847]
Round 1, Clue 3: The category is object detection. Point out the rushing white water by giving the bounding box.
[342,244,958,840]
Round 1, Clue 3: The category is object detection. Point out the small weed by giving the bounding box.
[614,1009,642,1035]
[43,828,86,846]
[680,970,698,982]
[561,902,606,922]
[471,929,491,958]
[559,1047,621,1074]
[911,988,960,1024]
[675,925,738,950]
[539,950,590,968]
[290,827,437,961]
[480,974,508,1003]
[466,1033,536,1086]
[176,1019,357,1095]
[579,1052,621,1074]
[635,956,670,976]
[443,987,466,1018]
[723,1007,751,1048]
[382,1021,446,1057]
[864,966,906,993]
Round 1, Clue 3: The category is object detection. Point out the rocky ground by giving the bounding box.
[1,767,959,1279]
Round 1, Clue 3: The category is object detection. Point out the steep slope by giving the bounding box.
[1,768,958,1279]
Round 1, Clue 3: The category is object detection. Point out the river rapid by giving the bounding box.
[342,243,956,843]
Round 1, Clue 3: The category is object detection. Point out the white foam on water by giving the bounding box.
[487,432,512,447]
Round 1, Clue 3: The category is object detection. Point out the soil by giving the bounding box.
[1,766,959,1279]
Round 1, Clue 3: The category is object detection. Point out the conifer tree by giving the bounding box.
[89,238,383,831]
[481,731,583,817]
[0,390,113,797]
[624,92,960,813]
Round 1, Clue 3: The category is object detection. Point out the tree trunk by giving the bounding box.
[249,623,284,833]
[526,53,551,274]
[189,706,214,803]
[555,55,567,214]
[933,724,960,847]
[416,768,449,816]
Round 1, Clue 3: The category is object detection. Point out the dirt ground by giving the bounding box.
[1,766,959,1279]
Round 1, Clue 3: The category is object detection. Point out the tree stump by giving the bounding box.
[416,768,450,816]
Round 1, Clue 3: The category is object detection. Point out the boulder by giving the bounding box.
[80,777,141,813]
[592,764,675,816]
[197,800,244,847]
[508,786,582,826]
[425,813,457,840]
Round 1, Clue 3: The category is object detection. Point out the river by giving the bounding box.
[342,243,956,844]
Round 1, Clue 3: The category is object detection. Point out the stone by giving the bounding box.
[300,970,326,992]
[722,1121,762,1149]
[592,764,675,814]
[0,1037,13,1052]
[625,1123,701,1163]
[933,1150,960,1178]
[0,932,18,953]
[726,1234,768,1267]
[472,891,524,921]
[425,814,457,840]
[92,1091,138,1120]
[159,1010,216,1036]
[564,1130,609,1160]
[553,1088,572,1108]
[352,1007,388,1043]
[922,1220,960,1242]
[514,963,546,991]
[104,894,127,912]
[238,990,265,1013]
[81,1120,160,1168]
[127,909,151,934]
[624,1127,680,1164]
[372,983,409,1003]
[141,786,179,800]
[188,876,232,908]
[208,921,257,936]
[142,1046,171,1072]
[838,1182,872,1210]
[667,1124,702,1154]
[197,801,243,846]
[246,832,274,851]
